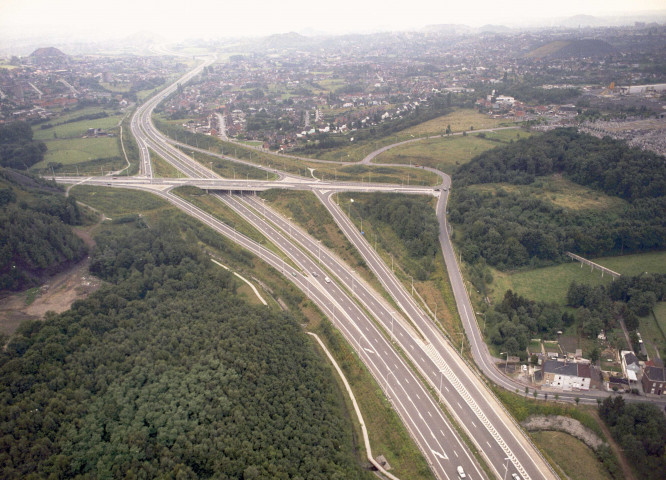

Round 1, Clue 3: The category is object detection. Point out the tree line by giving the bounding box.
[599,396,666,480]
[454,128,664,201]
[450,128,665,270]
[352,193,440,280]
[0,217,368,479]
[0,168,87,291]
[0,122,47,170]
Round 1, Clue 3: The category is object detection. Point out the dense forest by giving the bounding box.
[0,168,87,291]
[0,122,47,170]
[599,396,666,480]
[352,193,440,280]
[483,273,666,358]
[450,128,665,269]
[454,128,665,200]
[0,217,367,479]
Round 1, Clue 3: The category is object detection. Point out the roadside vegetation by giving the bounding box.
[259,190,378,285]
[337,192,463,342]
[150,149,182,178]
[494,388,622,479]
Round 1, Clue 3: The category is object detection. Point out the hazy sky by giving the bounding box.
[1,0,664,41]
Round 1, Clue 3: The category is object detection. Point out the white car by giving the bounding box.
[324,276,331,283]
[457,466,466,478]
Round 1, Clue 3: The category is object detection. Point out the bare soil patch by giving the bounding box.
[0,226,102,336]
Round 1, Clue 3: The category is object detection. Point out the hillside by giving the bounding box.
[0,217,369,479]
[449,128,665,270]
[0,167,87,291]
[526,39,617,59]
[29,46,67,58]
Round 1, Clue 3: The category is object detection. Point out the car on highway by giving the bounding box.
[312,271,318,277]
[512,474,520,480]
[457,466,467,478]
[324,276,331,283]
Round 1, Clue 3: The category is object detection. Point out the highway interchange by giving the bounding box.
[56,56,587,480]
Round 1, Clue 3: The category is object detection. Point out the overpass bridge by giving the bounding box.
[54,175,440,196]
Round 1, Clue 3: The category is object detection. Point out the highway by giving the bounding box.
[119,66,495,478]
[61,55,565,479]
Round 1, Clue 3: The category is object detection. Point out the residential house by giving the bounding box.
[621,351,641,383]
[542,360,591,391]
[642,366,665,395]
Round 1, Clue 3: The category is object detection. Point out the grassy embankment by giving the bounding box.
[259,190,396,304]
[310,109,512,163]
[374,129,533,174]
[494,388,623,480]
[70,184,436,479]
[333,191,464,347]
[153,115,443,186]
[174,146,274,180]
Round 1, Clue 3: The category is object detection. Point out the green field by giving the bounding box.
[531,431,610,480]
[33,114,123,140]
[654,302,666,336]
[638,309,666,360]
[41,106,109,124]
[470,175,628,212]
[70,185,170,217]
[401,108,509,136]
[375,129,531,174]
[490,251,666,306]
[33,136,121,170]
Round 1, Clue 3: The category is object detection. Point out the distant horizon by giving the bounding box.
[1,0,665,52]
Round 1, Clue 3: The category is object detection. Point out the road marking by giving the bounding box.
[454,450,458,458]
[404,378,409,384]
[416,393,420,399]
[471,421,476,428]
[444,386,449,392]
[399,332,403,337]
[432,450,447,460]
[427,411,432,417]
[363,348,374,354]
[487,441,492,448]
[457,402,462,409]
